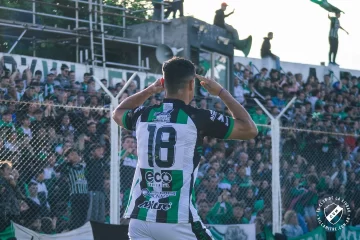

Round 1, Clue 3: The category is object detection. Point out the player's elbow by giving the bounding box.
[112,109,121,125]
[231,121,258,140]
[243,125,258,140]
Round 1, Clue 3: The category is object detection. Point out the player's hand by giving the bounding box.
[196,74,223,96]
[148,78,164,94]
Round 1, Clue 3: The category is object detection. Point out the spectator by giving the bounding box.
[0,161,22,231]
[261,32,281,71]
[55,148,89,230]
[227,203,248,224]
[282,210,304,238]
[17,116,32,139]
[54,64,70,88]
[120,135,137,192]
[213,3,238,41]
[152,0,163,20]
[207,190,233,224]
[328,11,348,65]
[26,181,50,217]
[34,70,42,83]
[86,144,106,223]
[30,170,50,216]
[171,0,184,18]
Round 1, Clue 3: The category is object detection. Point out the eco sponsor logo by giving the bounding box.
[145,171,172,188]
[138,201,172,211]
[316,196,351,232]
[141,189,176,199]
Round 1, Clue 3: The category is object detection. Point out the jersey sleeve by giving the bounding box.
[197,109,234,139]
[122,106,145,131]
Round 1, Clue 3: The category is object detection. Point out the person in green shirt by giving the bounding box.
[251,107,268,135]
[226,203,249,224]
[207,190,233,224]
[0,111,15,131]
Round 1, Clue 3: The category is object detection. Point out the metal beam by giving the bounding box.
[0,21,157,48]
[8,30,27,54]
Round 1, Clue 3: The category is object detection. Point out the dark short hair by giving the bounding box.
[162,57,195,95]
[91,144,104,151]
[122,135,135,144]
[61,64,69,70]
[233,203,245,209]
[64,148,77,157]
[1,76,9,81]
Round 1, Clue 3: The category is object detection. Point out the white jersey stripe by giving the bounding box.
[189,166,200,222]
[125,167,142,216]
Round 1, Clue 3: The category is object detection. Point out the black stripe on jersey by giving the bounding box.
[140,107,152,122]
[170,106,179,123]
[191,221,213,240]
[189,172,194,222]
[130,168,147,218]
[182,104,203,223]
[156,169,172,222]
[190,138,202,222]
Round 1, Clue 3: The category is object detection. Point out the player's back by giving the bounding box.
[123,98,234,224]
[124,98,201,224]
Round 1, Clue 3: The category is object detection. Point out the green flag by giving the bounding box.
[310,0,344,13]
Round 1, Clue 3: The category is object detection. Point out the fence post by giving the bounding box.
[254,97,296,234]
[92,73,137,224]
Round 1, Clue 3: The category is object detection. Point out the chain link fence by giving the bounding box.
[0,100,111,234]
[1,72,359,239]
[280,122,360,235]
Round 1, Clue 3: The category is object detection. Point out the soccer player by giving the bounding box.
[113,57,258,240]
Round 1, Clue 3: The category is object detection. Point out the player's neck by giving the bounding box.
[165,91,190,105]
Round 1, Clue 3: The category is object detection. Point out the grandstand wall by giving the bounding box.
[0,53,162,90]
[235,56,360,81]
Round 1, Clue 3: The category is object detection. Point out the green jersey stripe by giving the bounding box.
[147,105,164,122]
[122,110,130,129]
[224,118,234,139]
[125,178,140,214]
[137,169,153,220]
[166,170,183,223]
[176,109,188,124]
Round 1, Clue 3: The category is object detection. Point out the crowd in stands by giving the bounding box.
[1,59,360,239]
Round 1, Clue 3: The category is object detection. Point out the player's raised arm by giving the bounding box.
[112,79,164,128]
[196,74,258,140]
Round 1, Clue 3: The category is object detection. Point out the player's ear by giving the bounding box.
[189,79,195,91]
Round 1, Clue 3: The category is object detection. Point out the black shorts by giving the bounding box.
[329,37,338,53]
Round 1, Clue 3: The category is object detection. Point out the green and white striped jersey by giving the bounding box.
[122,99,234,223]
[329,17,340,38]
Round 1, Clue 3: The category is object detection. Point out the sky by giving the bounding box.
[184,0,360,70]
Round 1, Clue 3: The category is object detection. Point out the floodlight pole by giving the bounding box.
[92,72,137,224]
[254,97,296,234]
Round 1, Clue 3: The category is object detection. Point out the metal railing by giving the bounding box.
[0,0,171,72]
